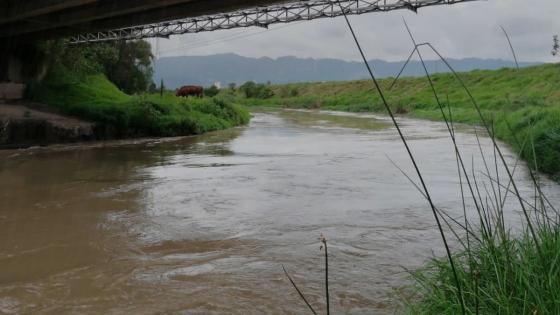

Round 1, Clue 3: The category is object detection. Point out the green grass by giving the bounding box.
[405,226,560,314]
[27,72,250,138]
[230,63,560,180]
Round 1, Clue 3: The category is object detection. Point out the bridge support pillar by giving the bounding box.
[0,41,48,102]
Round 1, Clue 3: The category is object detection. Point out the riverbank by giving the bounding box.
[0,102,95,148]
[1,74,250,148]
[233,63,560,180]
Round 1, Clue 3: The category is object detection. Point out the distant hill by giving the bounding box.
[153,53,540,89]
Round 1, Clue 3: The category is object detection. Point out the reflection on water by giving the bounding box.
[277,109,390,131]
[1,110,559,314]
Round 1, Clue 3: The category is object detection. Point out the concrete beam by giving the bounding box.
[0,0,98,25]
[0,0,198,37]
[15,0,284,41]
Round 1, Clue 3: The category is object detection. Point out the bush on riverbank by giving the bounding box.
[27,72,250,138]
[230,63,560,180]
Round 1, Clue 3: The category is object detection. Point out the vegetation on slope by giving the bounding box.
[27,71,249,138]
[25,40,249,139]
[229,63,560,180]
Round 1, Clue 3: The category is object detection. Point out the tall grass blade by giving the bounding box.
[320,235,330,315]
[400,20,490,244]
[389,47,417,90]
[282,265,319,315]
[336,7,466,314]
[500,26,520,70]
[418,41,543,259]
[387,155,482,244]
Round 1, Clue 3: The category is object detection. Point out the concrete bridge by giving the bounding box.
[0,0,288,41]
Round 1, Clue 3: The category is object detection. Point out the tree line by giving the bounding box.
[39,39,154,94]
[39,39,277,100]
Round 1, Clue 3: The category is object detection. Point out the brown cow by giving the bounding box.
[176,85,204,98]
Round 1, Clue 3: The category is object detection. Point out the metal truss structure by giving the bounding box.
[70,0,476,44]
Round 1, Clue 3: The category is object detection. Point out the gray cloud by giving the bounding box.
[149,0,560,62]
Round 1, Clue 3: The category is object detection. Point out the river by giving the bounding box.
[1,109,559,314]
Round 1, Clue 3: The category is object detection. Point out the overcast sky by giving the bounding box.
[148,0,560,62]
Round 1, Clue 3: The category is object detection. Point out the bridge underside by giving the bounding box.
[0,0,475,99]
[0,0,289,42]
[0,0,289,91]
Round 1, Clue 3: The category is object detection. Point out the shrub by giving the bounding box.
[239,81,274,99]
[204,85,220,97]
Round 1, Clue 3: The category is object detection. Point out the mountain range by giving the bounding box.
[153,53,539,89]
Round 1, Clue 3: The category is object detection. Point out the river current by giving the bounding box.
[1,110,558,314]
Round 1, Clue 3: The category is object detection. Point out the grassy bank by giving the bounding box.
[232,63,560,180]
[404,225,560,314]
[27,71,250,138]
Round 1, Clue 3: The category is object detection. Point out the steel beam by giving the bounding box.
[69,0,477,44]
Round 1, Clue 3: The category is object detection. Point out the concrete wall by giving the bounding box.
[0,42,48,100]
[0,83,25,100]
[0,52,25,100]
[7,54,24,83]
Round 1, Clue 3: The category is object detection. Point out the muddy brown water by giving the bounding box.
[1,110,559,314]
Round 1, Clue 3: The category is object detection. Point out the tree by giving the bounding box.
[553,35,559,56]
[148,82,158,93]
[239,81,274,99]
[38,40,119,76]
[37,39,155,94]
[239,81,257,98]
[106,40,154,94]
[204,85,220,97]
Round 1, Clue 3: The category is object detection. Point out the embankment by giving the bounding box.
[0,103,95,148]
[2,73,250,148]
[235,63,560,180]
